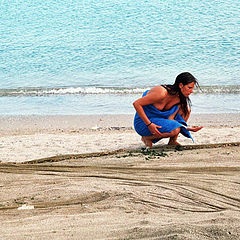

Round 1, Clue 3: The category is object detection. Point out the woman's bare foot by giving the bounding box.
[141,136,153,148]
[187,126,203,132]
[168,139,181,145]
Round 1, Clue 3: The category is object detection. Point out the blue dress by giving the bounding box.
[134,90,193,143]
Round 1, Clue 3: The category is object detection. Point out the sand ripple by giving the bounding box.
[0,144,240,239]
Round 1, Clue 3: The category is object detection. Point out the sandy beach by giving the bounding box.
[1,113,240,163]
[0,113,240,239]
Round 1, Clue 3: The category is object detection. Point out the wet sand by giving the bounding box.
[0,144,240,239]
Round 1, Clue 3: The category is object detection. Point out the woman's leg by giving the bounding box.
[168,107,190,145]
[142,127,181,148]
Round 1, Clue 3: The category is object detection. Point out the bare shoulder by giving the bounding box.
[134,85,167,106]
[148,85,168,98]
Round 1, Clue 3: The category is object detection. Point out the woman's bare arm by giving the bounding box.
[133,86,166,136]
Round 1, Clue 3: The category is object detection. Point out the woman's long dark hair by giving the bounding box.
[164,72,199,116]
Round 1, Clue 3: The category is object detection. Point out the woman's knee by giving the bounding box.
[170,127,180,137]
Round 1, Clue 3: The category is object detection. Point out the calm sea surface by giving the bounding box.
[0,0,239,115]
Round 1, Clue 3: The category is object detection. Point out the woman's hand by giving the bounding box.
[187,126,203,132]
[148,123,162,137]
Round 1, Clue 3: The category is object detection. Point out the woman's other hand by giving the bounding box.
[187,126,203,132]
[148,123,162,137]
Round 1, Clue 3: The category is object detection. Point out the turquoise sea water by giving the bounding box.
[0,0,239,114]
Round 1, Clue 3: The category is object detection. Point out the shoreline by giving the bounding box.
[1,113,240,163]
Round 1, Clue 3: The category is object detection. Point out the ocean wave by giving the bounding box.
[197,85,240,94]
[0,87,148,96]
[0,85,240,96]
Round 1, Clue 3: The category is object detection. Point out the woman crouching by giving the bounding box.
[133,72,203,148]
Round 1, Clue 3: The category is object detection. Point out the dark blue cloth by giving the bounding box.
[134,90,193,143]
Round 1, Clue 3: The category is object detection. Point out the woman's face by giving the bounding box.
[179,82,195,97]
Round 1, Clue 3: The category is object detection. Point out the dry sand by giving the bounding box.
[0,114,240,239]
[0,113,240,163]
